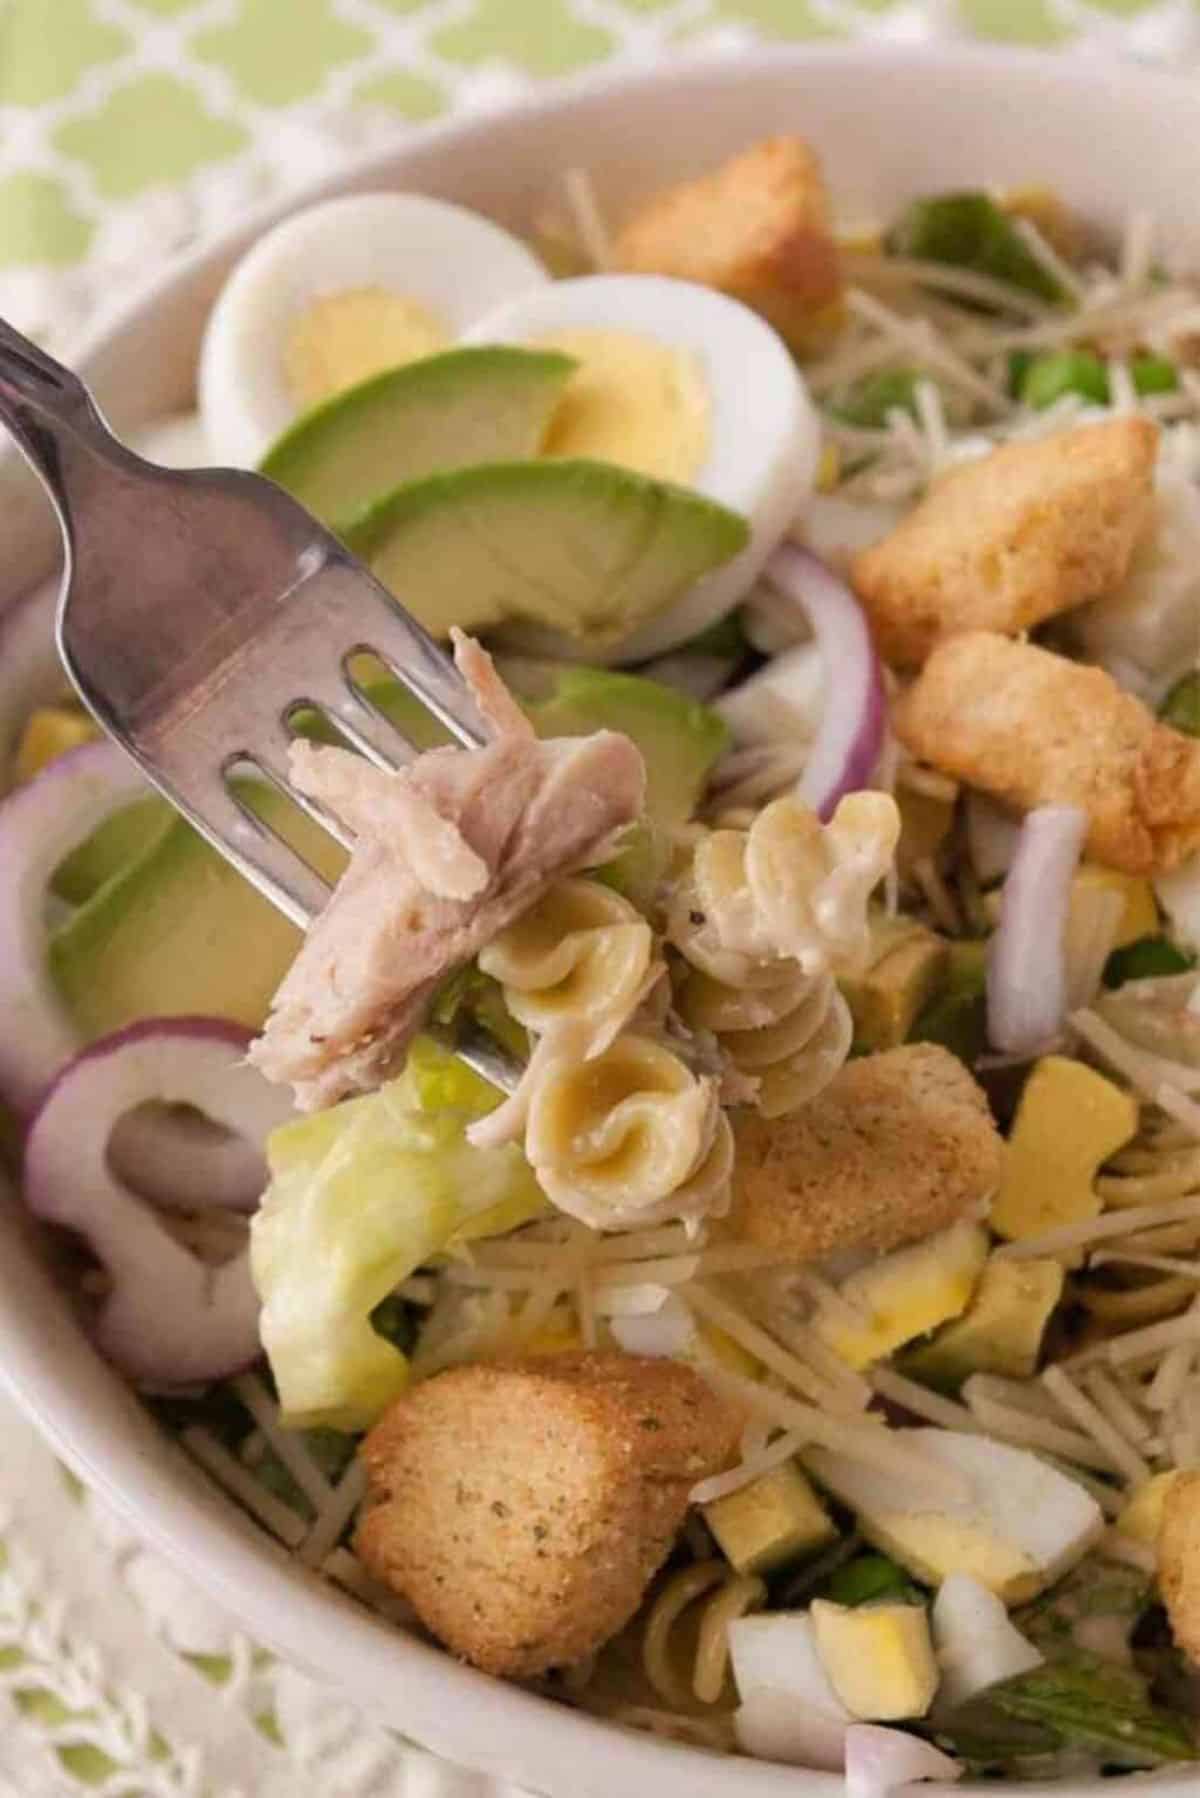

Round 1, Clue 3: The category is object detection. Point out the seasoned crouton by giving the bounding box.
[1159,1470,1200,1666]
[730,1043,1004,1262]
[852,418,1158,667]
[612,137,842,352]
[355,1353,738,1678]
[894,632,1200,875]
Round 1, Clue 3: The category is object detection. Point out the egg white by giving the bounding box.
[127,412,213,469]
[462,273,820,663]
[198,192,548,469]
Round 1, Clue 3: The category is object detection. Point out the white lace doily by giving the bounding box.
[0,1386,537,1797]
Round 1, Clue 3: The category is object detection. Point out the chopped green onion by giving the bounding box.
[1131,353,1178,397]
[1019,350,1109,410]
[823,1552,923,1607]
[1160,671,1200,738]
[1104,936,1194,989]
[1006,349,1035,396]
[832,369,921,430]
[886,192,1067,305]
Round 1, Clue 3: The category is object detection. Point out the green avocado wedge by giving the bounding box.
[528,665,727,903]
[259,347,576,527]
[345,459,749,650]
[49,785,346,1039]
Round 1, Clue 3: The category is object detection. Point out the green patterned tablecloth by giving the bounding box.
[2,0,1200,348]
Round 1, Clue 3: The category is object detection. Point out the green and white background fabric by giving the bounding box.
[5,0,1200,347]
[0,0,1196,1792]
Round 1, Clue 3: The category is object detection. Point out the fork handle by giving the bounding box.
[0,315,121,522]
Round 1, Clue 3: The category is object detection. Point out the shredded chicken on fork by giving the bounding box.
[249,633,646,1110]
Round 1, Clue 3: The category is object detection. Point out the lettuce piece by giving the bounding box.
[251,1041,544,1430]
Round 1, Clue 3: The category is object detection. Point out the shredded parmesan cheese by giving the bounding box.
[563,165,611,271]
[182,1428,307,1548]
[688,1430,804,1507]
[1040,1366,1150,1487]
[995,1195,1200,1261]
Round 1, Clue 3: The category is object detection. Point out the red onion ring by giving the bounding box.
[24,1018,293,1385]
[0,740,147,1114]
[0,578,64,784]
[986,805,1087,1057]
[762,545,886,820]
[108,1103,268,1215]
[844,1726,961,1798]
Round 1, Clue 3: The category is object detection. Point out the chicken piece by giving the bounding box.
[249,639,645,1110]
[730,1043,1004,1263]
[612,137,842,352]
[355,1353,739,1677]
[852,418,1158,667]
[1159,1470,1200,1667]
[894,632,1200,876]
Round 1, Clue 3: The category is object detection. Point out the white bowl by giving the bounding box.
[0,43,1195,1798]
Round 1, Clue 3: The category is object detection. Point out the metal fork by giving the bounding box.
[0,315,518,1091]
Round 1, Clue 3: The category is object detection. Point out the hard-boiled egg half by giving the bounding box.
[199,192,549,468]
[462,273,820,660]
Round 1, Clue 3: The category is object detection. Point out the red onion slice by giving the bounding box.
[762,545,886,820]
[987,805,1088,1057]
[108,1103,268,1215]
[0,579,65,782]
[844,1725,962,1798]
[0,740,148,1114]
[24,1018,294,1385]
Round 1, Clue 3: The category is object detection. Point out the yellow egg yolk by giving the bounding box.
[284,288,450,409]
[533,328,710,484]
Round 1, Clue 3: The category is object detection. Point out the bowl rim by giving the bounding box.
[1,38,1197,1798]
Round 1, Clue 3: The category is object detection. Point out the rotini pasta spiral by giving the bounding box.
[668,791,899,1117]
[525,1033,735,1230]
[470,879,662,1153]
[641,1559,766,1708]
[478,878,658,1058]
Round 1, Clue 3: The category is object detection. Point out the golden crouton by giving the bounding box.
[730,1043,1004,1262]
[355,1353,738,1678]
[612,137,842,352]
[852,419,1158,667]
[894,632,1200,876]
[1159,1471,1200,1666]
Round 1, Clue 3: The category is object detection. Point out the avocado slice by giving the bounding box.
[901,1258,1065,1391]
[49,785,346,1039]
[528,665,727,903]
[841,912,948,1052]
[53,794,171,905]
[704,1460,837,1575]
[259,346,576,528]
[345,459,748,650]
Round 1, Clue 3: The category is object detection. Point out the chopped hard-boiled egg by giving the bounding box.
[903,1256,1065,1388]
[16,707,98,783]
[704,1460,837,1574]
[813,1220,989,1371]
[729,1612,851,1771]
[1117,1470,1185,1547]
[199,192,548,467]
[989,1056,1138,1249]
[811,1599,940,1722]
[931,1573,1043,1712]
[807,1430,1104,1605]
[463,273,820,661]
